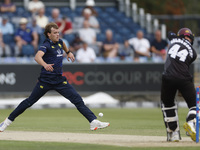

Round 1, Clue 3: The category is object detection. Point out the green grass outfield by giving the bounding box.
[0,108,199,150]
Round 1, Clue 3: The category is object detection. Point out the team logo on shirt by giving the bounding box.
[57,49,62,57]
[58,43,62,48]
[63,81,67,84]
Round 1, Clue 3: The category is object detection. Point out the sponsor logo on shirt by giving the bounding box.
[40,46,46,49]
[57,49,62,57]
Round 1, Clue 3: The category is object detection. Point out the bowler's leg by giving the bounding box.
[56,82,96,123]
[8,81,49,121]
[55,82,110,131]
[0,82,49,132]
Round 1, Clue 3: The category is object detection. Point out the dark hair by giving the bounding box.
[44,22,58,38]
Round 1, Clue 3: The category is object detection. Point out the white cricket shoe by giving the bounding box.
[168,131,180,142]
[0,118,12,132]
[183,121,196,142]
[90,119,110,130]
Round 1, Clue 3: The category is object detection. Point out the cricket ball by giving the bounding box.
[98,112,103,117]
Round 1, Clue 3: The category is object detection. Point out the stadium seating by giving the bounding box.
[97,33,105,42]
[60,7,71,15]
[45,6,53,16]
[67,12,78,21]
[94,7,153,43]
[9,6,153,42]
[39,34,46,45]
[94,7,103,14]
[114,34,124,43]
[0,5,154,61]
[63,34,75,43]
[104,7,118,14]
[74,7,84,16]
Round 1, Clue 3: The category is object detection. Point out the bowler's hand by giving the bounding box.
[44,64,54,72]
[67,52,75,62]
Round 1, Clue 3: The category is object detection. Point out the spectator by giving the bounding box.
[28,18,42,34]
[125,30,150,62]
[102,29,119,58]
[74,8,99,32]
[78,20,96,45]
[118,41,134,62]
[69,33,83,55]
[0,16,14,56]
[0,16,14,35]
[15,18,38,56]
[28,0,44,15]
[0,30,5,56]
[35,8,48,29]
[0,0,16,13]
[151,30,168,62]
[57,16,73,35]
[76,42,96,63]
[82,0,98,16]
[83,8,99,29]
[0,29,10,57]
[49,8,62,23]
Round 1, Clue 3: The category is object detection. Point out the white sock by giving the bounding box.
[5,118,12,126]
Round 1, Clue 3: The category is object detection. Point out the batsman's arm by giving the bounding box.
[34,51,54,72]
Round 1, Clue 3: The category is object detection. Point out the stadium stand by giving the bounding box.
[0,0,154,63]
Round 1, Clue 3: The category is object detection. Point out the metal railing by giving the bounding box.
[117,0,166,39]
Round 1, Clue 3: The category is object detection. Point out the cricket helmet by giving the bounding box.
[177,28,194,44]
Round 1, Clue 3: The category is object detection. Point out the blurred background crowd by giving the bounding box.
[0,0,169,63]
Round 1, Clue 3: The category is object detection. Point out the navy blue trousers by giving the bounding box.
[8,80,97,123]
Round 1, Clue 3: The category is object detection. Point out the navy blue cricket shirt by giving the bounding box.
[38,38,66,84]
